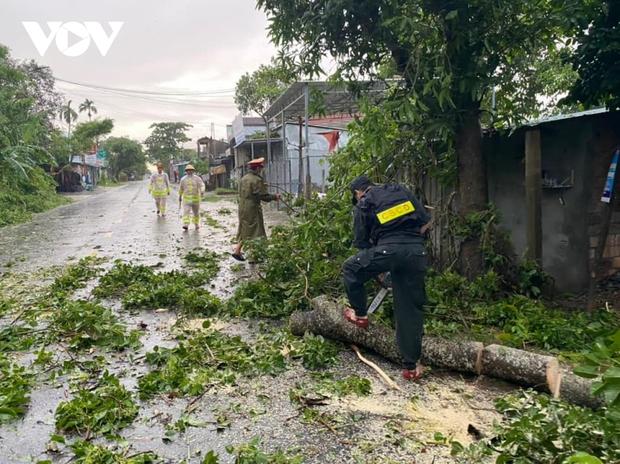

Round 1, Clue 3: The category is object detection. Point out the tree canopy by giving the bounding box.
[234,62,293,118]
[79,99,98,121]
[72,118,114,151]
[144,122,192,166]
[257,0,600,277]
[568,0,620,110]
[103,136,146,180]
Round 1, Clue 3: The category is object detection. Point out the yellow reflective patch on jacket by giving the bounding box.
[376,200,415,225]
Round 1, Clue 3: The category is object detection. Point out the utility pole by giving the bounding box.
[298,116,304,196]
[304,83,311,199]
[525,129,542,263]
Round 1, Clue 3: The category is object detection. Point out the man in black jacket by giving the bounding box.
[342,175,430,381]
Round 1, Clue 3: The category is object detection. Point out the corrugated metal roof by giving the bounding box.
[264,80,388,120]
[524,107,608,127]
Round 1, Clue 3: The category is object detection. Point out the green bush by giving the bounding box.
[0,168,69,227]
[452,390,620,463]
[574,329,620,419]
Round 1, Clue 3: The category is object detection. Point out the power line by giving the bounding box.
[55,77,235,97]
[58,83,236,109]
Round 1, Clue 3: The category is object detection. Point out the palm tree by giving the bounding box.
[79,99,97,121]
[59,100,78,136]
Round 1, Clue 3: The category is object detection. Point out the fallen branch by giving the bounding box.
[351,344,402,392]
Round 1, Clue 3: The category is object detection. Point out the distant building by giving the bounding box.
[196,136,231,189]
[226,81,383,196]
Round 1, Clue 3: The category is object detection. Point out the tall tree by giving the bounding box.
[0,45,55,182]
[0,45,61,226]
[234,63,292,118]
[144,122,192,166]
[19,60,62,131]
[72,118,114,151]
[58,100,78,137]
[78,99,98,121]
[257,0,595,278]
[235,62,293,171]
[103,136,146,180]
[567,0,620,110]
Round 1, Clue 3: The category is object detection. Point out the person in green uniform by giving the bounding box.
[232,157,280,261]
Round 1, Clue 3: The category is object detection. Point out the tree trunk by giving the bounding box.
[290,296,601,408]
[456,108,487,279]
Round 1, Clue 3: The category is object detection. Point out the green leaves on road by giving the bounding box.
[138,325,340,400]
[48,300,141,351]
[0,353,34,423]
[94,249,221,316]
[55,371,138,439]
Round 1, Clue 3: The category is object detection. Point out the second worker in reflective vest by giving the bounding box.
[178,164,205,231]
[342,175,431,381]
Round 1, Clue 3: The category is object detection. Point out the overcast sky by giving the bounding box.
[0,0,277,144]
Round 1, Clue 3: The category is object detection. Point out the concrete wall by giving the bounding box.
[485,112,620,292]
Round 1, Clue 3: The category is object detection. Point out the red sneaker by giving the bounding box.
[402,368,423,381]
[343,307,369,329]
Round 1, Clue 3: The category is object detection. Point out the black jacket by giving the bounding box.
[353,184,430,249]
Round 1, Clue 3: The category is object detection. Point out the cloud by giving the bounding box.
[1,0,277,141]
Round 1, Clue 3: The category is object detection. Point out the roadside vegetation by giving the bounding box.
[0,44,147,228]
[2,0,620,462]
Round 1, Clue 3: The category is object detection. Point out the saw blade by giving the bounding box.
[367,287,389,314]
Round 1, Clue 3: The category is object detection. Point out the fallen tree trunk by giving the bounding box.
[290,296,483,374]
[290,296,600,409]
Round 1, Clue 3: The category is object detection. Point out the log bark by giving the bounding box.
[290,296,483,375]
[481,344,560,397]
[559,369,603,409]
[291,296,599,409]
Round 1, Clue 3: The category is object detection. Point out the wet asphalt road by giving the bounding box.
[0,183,508,464]
[0,181,215,275]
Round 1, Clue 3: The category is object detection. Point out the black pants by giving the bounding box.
[342,242,427,369]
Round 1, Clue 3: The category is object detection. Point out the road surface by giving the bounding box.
[0,182,507,464]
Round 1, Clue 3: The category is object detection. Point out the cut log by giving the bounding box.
[559,370,602,409]
[290,295,402,363]
[289,296,601,409]
[421,336,483,375]
[481,344,561,396]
